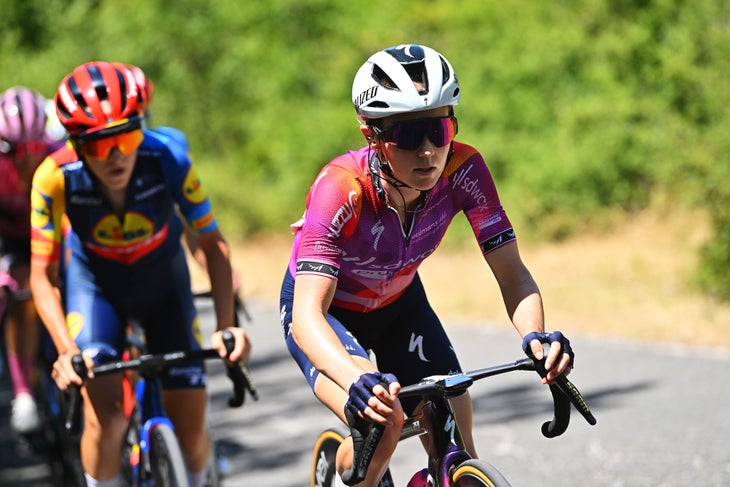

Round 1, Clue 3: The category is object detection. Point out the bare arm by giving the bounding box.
[291,274,374,392]
[30,258,92,388]
[195,229,233,327]
[485,241,544,337]
[197,229,251,363]
[485,241,572,380]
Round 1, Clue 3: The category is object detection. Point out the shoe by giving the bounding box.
[10,392,41,433]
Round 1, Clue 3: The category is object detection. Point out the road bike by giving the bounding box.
[311,350,596,486]
[66,328,257,486]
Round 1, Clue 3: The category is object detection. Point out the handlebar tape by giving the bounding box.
[340,406,386,486]
[64,354,87,436]
[533,356,596,438]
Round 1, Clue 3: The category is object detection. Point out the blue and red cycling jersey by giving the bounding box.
[30,128,217,278]
[288,141,516,312]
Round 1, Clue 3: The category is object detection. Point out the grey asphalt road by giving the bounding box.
[2,298,729,486]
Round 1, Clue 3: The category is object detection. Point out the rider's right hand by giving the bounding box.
[346,372,400,425]
[52,350,94,391]
[521,330,574,383]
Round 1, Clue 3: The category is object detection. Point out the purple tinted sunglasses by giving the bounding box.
[375,116,458,150]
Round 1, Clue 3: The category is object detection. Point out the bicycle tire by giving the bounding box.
[310,425,395,487]
[148,423,188,487]
[451,459,512,487]
[311,426,347,487]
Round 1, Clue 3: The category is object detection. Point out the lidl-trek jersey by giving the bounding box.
[30,128,217,283]
[289,141,515,312]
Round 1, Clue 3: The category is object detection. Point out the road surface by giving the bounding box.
[2,299,729,486]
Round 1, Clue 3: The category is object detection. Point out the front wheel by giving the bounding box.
[451,459,512,487]
[311,425,395,487]
[311,426,347,487]
[148,423,188,487]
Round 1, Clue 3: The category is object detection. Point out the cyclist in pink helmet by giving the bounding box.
[0,86,66,433]
[280,44,576,486]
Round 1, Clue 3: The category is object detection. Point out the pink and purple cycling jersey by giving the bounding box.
[288,141,515,312]
[0,139,64,241]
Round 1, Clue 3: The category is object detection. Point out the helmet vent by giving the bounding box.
[403,61,428,95]
[372,65,399,91]
[440,57,451,86]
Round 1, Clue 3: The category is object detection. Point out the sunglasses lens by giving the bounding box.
[385,117,456,150]
[82,130,143,159]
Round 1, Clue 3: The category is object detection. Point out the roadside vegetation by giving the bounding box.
[2,0,728,300]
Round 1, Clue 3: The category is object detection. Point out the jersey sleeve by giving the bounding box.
[445,143,516,255]
[293,161,364,279]
[154,129,218,235]
[30,156,66,263]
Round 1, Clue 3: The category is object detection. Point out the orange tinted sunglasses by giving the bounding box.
[80,130,143,159]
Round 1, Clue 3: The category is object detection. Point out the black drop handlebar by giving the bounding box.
[64,329,257,435]
[340,355,596,485]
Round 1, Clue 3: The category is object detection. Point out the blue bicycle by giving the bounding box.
[66,329,257,486]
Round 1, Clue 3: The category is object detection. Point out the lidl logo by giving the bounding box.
[183,166,207,204]
[92,212,154,246]
[192,316,202,345]
[67,312,84,339]
[30,190,52,229]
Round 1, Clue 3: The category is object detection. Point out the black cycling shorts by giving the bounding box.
[280,269,462,415]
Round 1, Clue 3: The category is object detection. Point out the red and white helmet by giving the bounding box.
[0,87,48,145]
[55,61,142,138]
[115,63,154,115]
[352,44,460,120]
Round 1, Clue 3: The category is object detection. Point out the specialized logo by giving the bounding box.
[328,190,358,238]
[353,86,378,109]
[182,165,206,204]
[93,212,154,246]
[409,333,430,362]
[371,220,384,251]
[444,413,456,442]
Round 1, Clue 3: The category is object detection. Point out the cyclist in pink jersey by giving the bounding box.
[279,44,576,486]
[0,86,66,433]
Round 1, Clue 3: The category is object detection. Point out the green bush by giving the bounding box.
[2,0,728,298]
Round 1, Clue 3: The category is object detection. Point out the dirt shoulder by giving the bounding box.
[201,211,729,350]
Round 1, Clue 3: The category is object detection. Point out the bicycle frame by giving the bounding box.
[125,362,180,486]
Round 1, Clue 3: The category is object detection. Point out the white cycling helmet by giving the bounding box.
[352,44,460,120]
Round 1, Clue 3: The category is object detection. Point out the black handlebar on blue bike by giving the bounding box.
[340,355,596,486]
[64,329,257,434]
